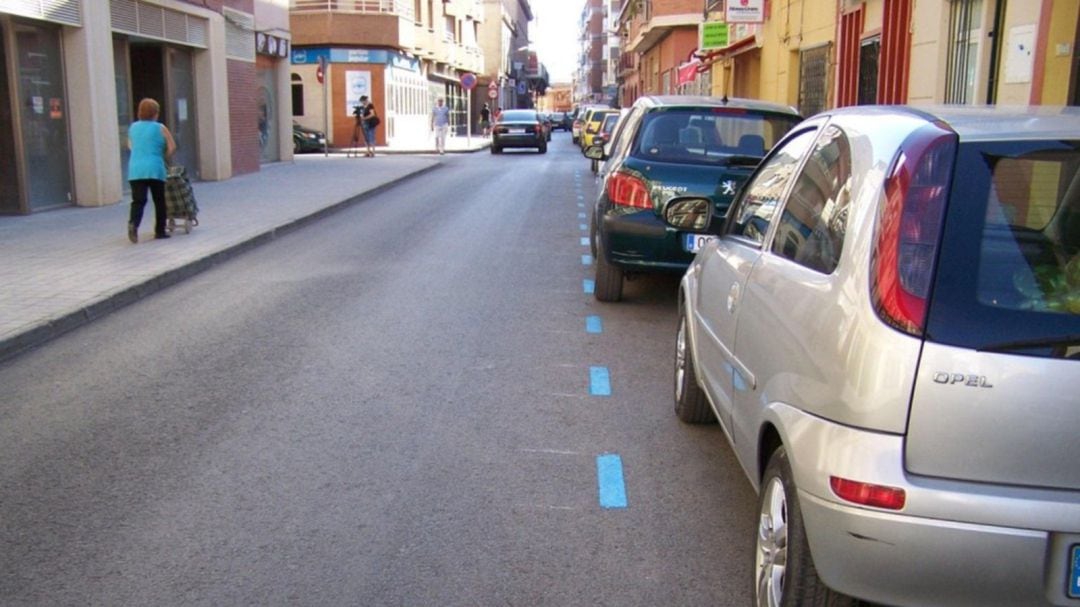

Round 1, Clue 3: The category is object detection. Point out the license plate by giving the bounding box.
[509,128,525,134]
[1069,545,1080,598]
[685,233,717,253]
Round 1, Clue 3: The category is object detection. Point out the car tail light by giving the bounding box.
[607,170,652,209]
[871,123,957,336]
[830,476,906,510]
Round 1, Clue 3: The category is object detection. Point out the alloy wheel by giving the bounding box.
[756,476,788,607]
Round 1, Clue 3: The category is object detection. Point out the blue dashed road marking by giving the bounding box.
[583,279,595,294]
[590,366,611,396]
[586,315,602,333]
[579,224,588,231]
[580,237,589,246]
[582,254,592,266]
[597,454,628,509]
[578,212,586,219]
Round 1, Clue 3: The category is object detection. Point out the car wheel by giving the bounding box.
[756,448,858,607]
[590,158,598,174]
[491,145,500,154]
[572,136,579,144]
[593,246,624,302]
[674,310,714,424]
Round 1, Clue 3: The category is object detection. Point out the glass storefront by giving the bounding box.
[0,18,73,213]
[257,57,279,163]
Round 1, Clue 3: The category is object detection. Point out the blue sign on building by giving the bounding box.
[291,48,418,72]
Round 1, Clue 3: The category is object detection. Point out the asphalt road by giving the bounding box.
[0,133,759,606]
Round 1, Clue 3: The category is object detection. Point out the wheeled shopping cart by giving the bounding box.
[164,165,199,234]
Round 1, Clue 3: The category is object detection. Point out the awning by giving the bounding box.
[694,35,759,71]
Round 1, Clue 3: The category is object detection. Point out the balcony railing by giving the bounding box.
[290,0,415,20]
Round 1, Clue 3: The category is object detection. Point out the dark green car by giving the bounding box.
[586,96,802,302]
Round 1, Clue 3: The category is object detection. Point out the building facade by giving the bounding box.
[478,0,546,113]
[1,0,291,215]
[291,0,485,148]
[691,0,1079,119]
[615,0,705,107]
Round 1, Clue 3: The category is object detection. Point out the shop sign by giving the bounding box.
[256,32,290,58]
[345,71,372,115]
[726,0,764,24]
[700,22,729,50]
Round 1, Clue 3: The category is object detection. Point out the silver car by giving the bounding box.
[671,105,1080,606]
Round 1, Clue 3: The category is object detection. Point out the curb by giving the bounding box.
[0,163,443,364]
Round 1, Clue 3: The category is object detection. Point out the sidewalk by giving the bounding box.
[0,149,477,362]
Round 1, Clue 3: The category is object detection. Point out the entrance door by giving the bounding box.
[0,22,20,214]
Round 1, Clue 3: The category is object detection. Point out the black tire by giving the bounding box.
[674,310,714,424]
[590,158,598,174]
[572,136,579,144]
[593,245,624,302]
[490,145,500,154]
[756,448,858,607]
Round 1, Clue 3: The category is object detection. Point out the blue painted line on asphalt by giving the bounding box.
[578,212,586,219]
[583,279,595,294]
[578,194,584,200]
[590,366,611,396]
[586,315,603,333]
[597,454,628,509]
[582,254,593,266]
[580,237,589,246]
[579,224,588,231]
[578,202,585,208]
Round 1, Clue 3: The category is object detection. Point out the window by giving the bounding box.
[771,125,853,274]
[629,108,802,167]
[944,0,1003,104]
[857,37,880,105]
[726,129,819,245]
[291,73,304,116]
[799,45,830,117]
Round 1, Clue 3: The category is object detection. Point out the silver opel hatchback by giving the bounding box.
[672,106,1080,606]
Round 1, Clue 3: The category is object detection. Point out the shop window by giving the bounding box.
[858,37,880,105]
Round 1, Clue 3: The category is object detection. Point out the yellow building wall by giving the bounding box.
[1041,0,1079,104]
[758,0,837,108]
[997,2,1049,104]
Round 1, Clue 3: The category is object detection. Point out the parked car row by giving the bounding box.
[580,96,1080,606]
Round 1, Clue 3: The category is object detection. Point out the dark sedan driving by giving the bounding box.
[491,109,547,154]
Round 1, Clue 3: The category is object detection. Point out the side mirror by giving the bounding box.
[584,145,606,160]
[663,196,713,231]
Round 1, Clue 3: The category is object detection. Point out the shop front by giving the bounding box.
[291,47,429,149]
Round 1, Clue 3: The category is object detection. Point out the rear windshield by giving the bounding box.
[630,107,801,166]
[501,110,536,122]
[928,140,1080,358]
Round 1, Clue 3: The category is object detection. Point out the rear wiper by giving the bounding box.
[977,334,1080,353]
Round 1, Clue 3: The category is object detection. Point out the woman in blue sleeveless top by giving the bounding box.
[127,98,177,243]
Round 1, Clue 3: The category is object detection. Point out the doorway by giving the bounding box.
[0,22,19,214]
[117,39,198,184]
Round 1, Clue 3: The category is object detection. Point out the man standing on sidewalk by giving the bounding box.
[431,97,450,155]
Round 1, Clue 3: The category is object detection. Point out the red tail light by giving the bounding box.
[871,123,956,335]
[607,171,652,209]
[830,476,906,510]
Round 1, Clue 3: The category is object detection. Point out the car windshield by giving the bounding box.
[501,110,536,122]
[602,114,620,134]
[928,140,1080,358]
[630,108,801,166]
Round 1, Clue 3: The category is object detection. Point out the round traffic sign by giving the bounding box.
[488,88,498,99]
[460,72,477,90]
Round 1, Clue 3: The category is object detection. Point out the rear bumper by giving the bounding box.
[774,404,1080,606]
[599,209,695,273]
[492,134,543,149]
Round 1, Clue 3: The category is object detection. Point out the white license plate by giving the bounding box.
[509,128,526,134]
[684,234,717,253]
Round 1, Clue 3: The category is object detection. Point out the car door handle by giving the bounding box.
[727,283,740,314]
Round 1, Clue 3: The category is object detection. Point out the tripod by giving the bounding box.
[347,120,364,158]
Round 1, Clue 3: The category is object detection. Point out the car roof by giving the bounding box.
[635,95,801,116]
[827,104,1080,141]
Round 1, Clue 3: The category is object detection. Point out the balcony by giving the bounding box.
[290,0,416,48]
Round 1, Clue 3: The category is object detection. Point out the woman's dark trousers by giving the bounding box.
[129,179,167,236]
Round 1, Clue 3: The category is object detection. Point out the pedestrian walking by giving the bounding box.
[431,97,451,155]
[127,98,177,243]
[359,95,379,157]
[480,103,491,137]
